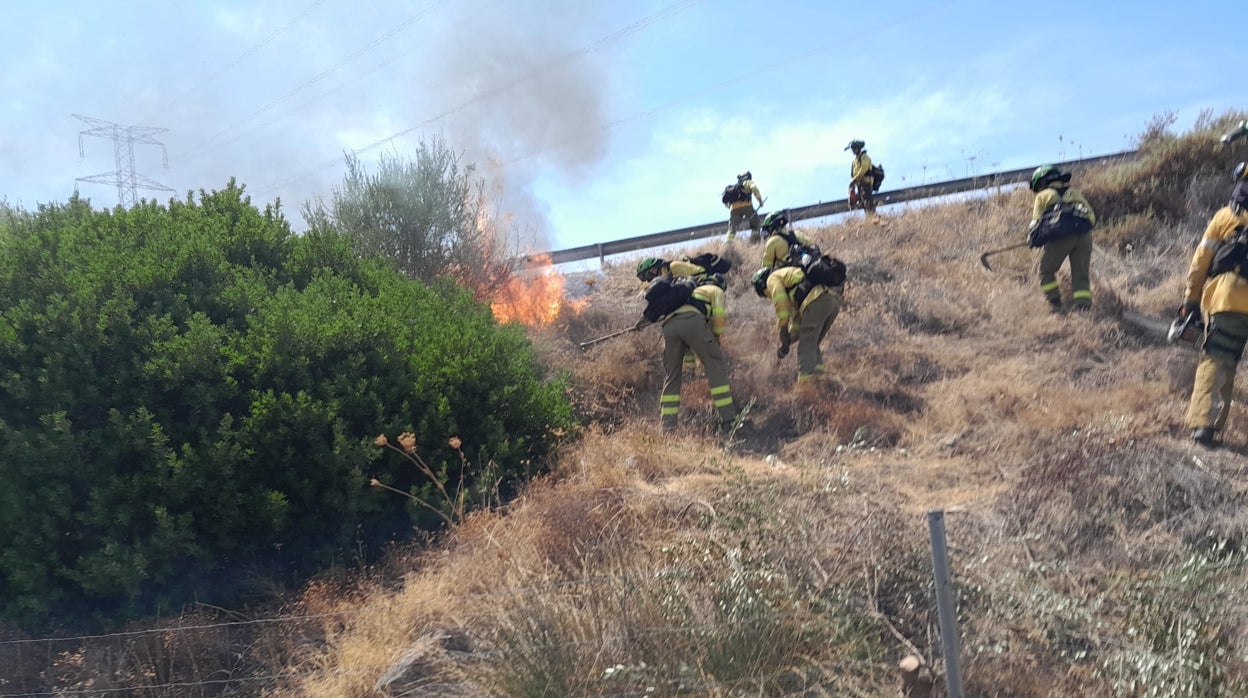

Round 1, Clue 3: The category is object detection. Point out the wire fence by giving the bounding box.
[4,513,1240,696]
[0,606,890,697]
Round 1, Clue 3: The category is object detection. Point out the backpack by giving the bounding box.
[1027,191,1094,248]
[642,276,703,323]
[792,255,848,307]
[803,254,847,288]
[1208,224,1248,279]
[869,164,885,192]
[685,252,732,275]
[776,230,821,269]
[722,182,750,205]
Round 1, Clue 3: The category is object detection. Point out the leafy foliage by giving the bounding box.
[302,137,515,300]
[0,183,572,629]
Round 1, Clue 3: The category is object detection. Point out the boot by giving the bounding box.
[1192,427,1218,448]
[1048,298,1063,314]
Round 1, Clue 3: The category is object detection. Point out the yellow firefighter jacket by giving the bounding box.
[764,266,829,332]
[850,152,874,187]
[1030,184,1096,227]
[668,284,727,336]
[663,260,708,279]
[729,179,763,211]
[1185,205,1248,316]
[763,230,814,269]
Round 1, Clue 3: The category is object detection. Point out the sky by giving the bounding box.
[0,0,1242,258]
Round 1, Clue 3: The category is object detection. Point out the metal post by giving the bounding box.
[927,509,965,697]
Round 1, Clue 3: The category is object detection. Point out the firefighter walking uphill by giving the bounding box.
[1180,162,1248,448]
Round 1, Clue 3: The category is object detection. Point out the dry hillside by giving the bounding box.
[9,113,1248,697]
[251,112,1248,697]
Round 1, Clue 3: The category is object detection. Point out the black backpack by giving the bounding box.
[722,182,750,205]
[642,276,703,323]
[685,252,732,275]
[1027,192,1094,248]
[869,164,885,192]
[1209,224,1248,279]
[803,254,847,288]
[776,231,820,269]
[792,255,848,307]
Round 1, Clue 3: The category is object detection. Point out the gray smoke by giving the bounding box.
[425,0,611,251]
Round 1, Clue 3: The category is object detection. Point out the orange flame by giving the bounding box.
[490,254,586,327]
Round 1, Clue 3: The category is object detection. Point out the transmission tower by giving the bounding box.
[73,113,174,207]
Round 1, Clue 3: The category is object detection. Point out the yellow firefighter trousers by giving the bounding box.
[660,311,736,429]
[1185,311,1248,431]
[796,289,842,382]
[1038,233,1093,308]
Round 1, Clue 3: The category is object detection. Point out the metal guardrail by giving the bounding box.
[523,150,1138,266]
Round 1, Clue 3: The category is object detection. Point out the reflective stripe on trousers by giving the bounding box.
[660,311,737,427]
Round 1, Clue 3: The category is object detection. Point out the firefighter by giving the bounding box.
[653,273,738,432]
[761,210,816,269]
[634,257,712,373]
[635,256,708,284]
[725,171,765,243]
[845,140,877,219]
[1180,162,1248,447]
[1028,165,1097,313]
[752,265,843,384]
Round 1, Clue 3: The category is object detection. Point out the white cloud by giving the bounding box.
[543,83,1015,249]
[213,7,264,38]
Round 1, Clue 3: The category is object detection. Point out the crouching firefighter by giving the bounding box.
[638,273,738,432]
[636,255,730,370]
[752,257,846,385]
[761,210,818,270]
[637,257,707,287]
[1027,165,1096,312]
[1180,163,1248,447]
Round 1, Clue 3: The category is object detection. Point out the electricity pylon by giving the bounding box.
[73,113,174,207]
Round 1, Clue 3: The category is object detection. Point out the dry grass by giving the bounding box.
[262,113,1248,697]
[17,113,1248,697]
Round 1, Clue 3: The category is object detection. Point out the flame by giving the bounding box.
[490,254,586,327]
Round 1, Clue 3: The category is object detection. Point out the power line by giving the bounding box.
[250,0,709,199]
[175,0,509,167]
[141,0,326,123]
[174,0,454,166]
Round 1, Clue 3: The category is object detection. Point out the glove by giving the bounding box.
[633,317,652,330]
[1178,300,1200,319]
[777,326,792,358]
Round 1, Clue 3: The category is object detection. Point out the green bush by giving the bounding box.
[0,183,572,629]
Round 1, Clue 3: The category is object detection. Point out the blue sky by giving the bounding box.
[0,0,1241,255]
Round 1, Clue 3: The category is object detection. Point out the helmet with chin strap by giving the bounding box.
[636,257,665,282]
[1030,165,1070,192]
[751,267,771,297]
[763,210,790,233]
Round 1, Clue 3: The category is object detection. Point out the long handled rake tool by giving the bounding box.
[979,242,1030,271]
[577,325,642,350]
